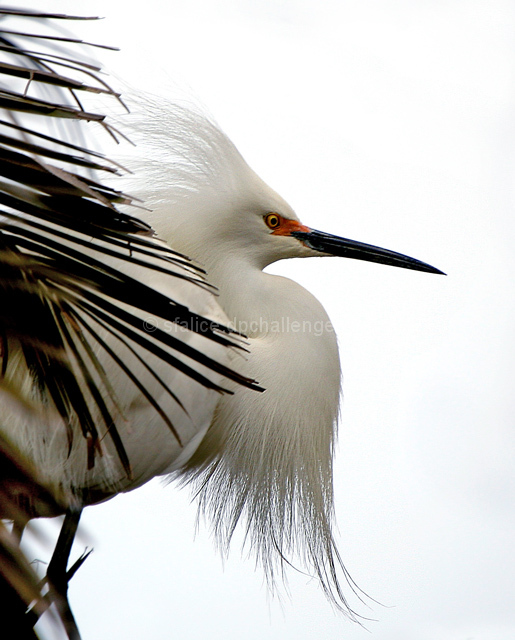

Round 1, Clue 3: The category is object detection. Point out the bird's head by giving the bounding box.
[131,99,443,277]
[228,174,445,275]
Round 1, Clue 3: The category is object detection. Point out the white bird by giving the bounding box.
[4,97,442,615]
[0,10,443,635]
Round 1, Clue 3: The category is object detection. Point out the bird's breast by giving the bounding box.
[185,272,342,473]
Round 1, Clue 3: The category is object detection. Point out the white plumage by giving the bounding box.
[126,99,346,604]
[2,93,441,621]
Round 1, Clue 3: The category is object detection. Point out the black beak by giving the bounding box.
[291,229,445,275]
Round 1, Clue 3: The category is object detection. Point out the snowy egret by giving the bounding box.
[0,9,443,635]
[111,99,444,615]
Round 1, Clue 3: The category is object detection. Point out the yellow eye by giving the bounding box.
[265,213,281,229]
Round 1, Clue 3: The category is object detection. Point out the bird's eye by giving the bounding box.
[265,213,281,229]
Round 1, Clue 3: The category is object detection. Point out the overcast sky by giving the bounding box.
[27,2,515,639]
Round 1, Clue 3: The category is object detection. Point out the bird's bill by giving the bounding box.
[290,228,445,275]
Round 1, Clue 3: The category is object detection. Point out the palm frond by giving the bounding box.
[0,8,262,486]
[0,9,265,638]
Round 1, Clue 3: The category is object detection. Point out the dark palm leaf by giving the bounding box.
[0,8,265,638]
[0,7,262,482]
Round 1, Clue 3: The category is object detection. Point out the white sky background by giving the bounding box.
[27,1,515,639]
